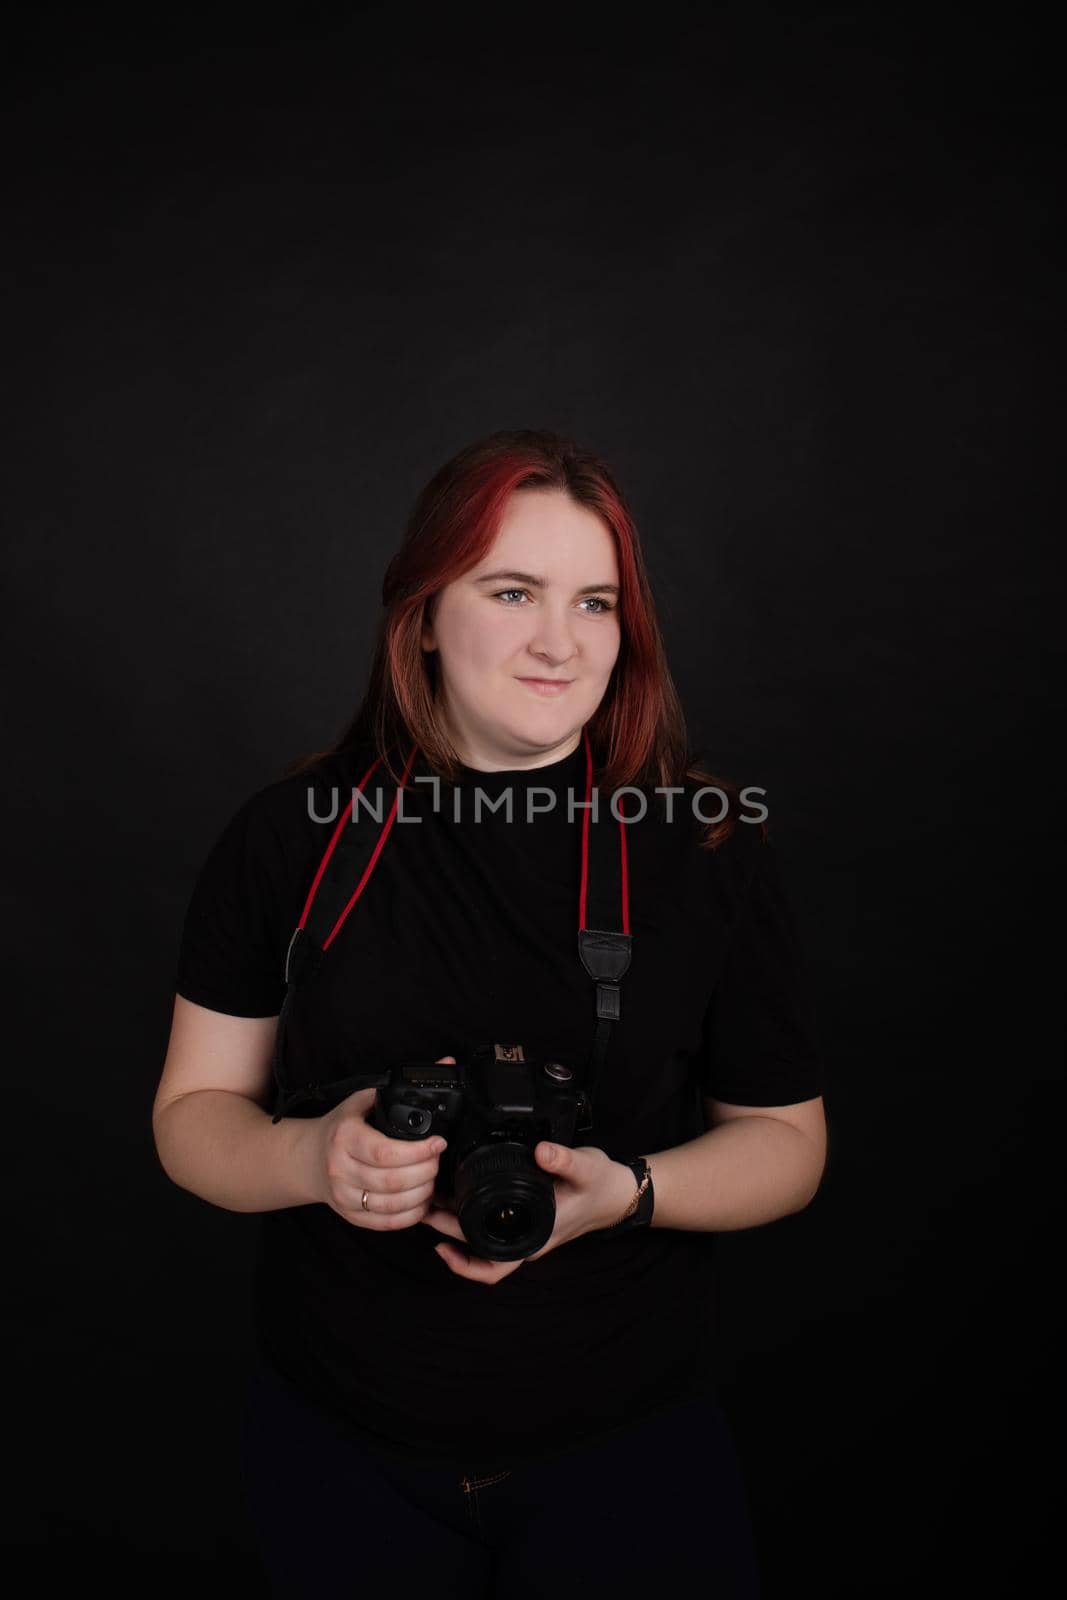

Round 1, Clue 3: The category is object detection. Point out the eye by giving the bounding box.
[490,589,617,614]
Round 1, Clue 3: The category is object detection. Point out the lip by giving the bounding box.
[516,677,574,696]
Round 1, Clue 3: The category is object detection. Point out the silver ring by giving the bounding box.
[361,1189,370,1211]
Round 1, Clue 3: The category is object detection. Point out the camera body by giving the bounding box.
[373,1043,589,1261]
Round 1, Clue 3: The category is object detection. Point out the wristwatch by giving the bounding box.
[605,1155,654,1232]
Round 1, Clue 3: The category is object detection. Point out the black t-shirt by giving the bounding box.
[175,736,824,1467]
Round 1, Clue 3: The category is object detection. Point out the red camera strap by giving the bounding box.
[271,727,633,1124]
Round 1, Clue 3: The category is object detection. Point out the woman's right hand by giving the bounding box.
[308,1057,454,1230]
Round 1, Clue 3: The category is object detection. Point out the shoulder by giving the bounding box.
[611,775,754,932]
[636,769,768,866]
[645,772,780,930]
[258,740,384,814]
[196,745,374,887]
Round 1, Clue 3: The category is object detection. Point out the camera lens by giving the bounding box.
[454,1141,556,1261]
[483,1197,533,1246]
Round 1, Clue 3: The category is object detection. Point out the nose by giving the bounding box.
[526,603,578,667]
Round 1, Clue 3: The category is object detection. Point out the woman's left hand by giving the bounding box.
[421,1141,635,1285]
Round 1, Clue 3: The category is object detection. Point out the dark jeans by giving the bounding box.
[240,1351,762,1598]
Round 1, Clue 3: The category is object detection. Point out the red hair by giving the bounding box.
[284,428,754,849]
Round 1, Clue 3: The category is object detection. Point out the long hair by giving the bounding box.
[282,428,756,849]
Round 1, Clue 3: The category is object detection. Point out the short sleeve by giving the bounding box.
[699,830,824,1105]
[175,790,290,1018]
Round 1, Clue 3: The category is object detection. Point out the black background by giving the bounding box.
[5,3,1059,1593]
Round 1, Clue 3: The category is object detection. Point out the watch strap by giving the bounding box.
[606,1155,654,1231]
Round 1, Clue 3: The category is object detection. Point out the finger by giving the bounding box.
[360,1131,448,1167]
[365,1202,434,1230]
[357,1154,443,1193]
[354,1178,436,1214]
[536,1141,570,1174]
[433,1241,524,1283]
[340,1197,432,1230]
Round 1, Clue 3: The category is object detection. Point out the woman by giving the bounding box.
[153,428,827,1598]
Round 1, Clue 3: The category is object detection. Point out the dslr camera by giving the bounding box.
[373,1043,589,1261]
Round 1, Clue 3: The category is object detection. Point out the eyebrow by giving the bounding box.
[473,569,620,596]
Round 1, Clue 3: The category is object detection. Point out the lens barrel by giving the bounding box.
[454,1141,557,1260]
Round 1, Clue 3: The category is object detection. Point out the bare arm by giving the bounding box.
[151,996,449,1222]
[641,1095,828,1232]
[154,1088,325,1213]
[151,996,322,1213]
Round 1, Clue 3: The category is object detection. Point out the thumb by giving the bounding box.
[536,1141,571,1172]
[435,1055,457,1064]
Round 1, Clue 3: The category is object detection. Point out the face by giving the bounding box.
[420,487,622,770]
